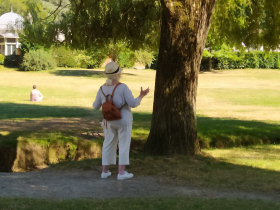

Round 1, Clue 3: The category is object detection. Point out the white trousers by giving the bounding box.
[31,96,43,102]
[36,96,44,102]
[102,123,132,165]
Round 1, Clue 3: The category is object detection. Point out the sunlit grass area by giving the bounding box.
[0,67,280,146]
[0,67,155,110]
[204,145,280,172]
[197,69,280,121]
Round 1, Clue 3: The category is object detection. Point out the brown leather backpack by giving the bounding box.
[100,82,123,128]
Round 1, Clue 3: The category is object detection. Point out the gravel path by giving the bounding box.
[0,168,279,202]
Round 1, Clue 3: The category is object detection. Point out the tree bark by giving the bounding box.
[208,48,212,71]
[144,0,217,155]
[208,56,212,71]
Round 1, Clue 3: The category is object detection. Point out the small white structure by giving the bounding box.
[0,8,24,56]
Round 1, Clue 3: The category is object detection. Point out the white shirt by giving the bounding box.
[30,89,43,101]
[93,84,141,126]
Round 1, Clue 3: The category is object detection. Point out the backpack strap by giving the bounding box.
[100,82,122,102]
[100,86,106,97]
[111,82,122,100]
[100,86,111,101]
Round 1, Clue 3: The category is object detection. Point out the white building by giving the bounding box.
[0,8,24,56]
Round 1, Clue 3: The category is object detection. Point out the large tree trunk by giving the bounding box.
[144,0,217,155]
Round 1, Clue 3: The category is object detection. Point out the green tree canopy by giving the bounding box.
[208,0,280,50]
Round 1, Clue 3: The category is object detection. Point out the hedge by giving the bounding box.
[52,47,78,68]
[201,51,280,70]
[150,50,280,71]
[4,55,21,67]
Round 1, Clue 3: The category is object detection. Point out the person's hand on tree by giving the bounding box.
[139,87,150,99]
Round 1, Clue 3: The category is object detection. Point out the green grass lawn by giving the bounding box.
[1,67,280,205]
[1,196,280,210]
[1,67,280,146]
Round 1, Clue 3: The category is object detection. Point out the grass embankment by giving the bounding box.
[1,197,280,210]
[0,131,102,172]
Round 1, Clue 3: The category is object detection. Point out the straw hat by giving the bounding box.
[104,61,123,76]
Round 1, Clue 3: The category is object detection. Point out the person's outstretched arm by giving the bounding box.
[124,85,150,108]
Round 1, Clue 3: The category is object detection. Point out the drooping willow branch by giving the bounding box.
[42,0,63,20]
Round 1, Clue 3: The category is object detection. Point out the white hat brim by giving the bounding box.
[104,66,123,75]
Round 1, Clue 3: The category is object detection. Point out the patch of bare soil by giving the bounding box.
[0,118,101,132]
[0,168,279,202]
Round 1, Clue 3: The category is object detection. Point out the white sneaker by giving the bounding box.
[117,171,133,180]
[101,170,111,178]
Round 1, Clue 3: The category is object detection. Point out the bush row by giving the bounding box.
[150,48,280,70]
[52,47,108,69]
[6,46,279,71]
[201,51,280,71]
[2,47,155,71]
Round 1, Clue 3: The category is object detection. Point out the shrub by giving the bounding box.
[150,53,158,70]
[74,51,107,69]
[74,54,91,68]
[86,50,107,69]
[4,55,21,67]
[118,49,136,68]
[21,49,56,71]
[212,44,241,70]
[134,50,155,68]
[0,54,5,65]
[52,47,78,67]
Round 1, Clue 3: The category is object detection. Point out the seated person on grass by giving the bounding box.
[30,85,44,102]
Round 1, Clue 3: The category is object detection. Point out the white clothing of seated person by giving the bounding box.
[30,85,44,102]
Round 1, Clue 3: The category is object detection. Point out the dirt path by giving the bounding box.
[0,168,279,202]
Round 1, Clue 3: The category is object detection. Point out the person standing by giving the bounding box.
[30,85,44,102]
[93,61,149,180]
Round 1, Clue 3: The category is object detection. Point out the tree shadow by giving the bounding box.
[0,132,18,172]
[131,112,280,147]
[49,69,137,77]
[197,116,280,147]
[0,103,279,147]
[0,102,95,120]
[129,152,280,196]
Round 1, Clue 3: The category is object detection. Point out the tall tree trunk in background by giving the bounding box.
[208,48,212,71]
[208,56,212,71]
[144,0,217,155]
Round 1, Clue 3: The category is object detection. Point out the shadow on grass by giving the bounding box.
[0,102,94,120]
[50,150,280,195]
[0,103,279,147]
[0,132,17,172]
[197,116,280,147]
[49,69,137,78]
[131,112,280,147]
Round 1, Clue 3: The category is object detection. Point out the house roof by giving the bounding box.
[0,33,19,39]
[0,12,24,28]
